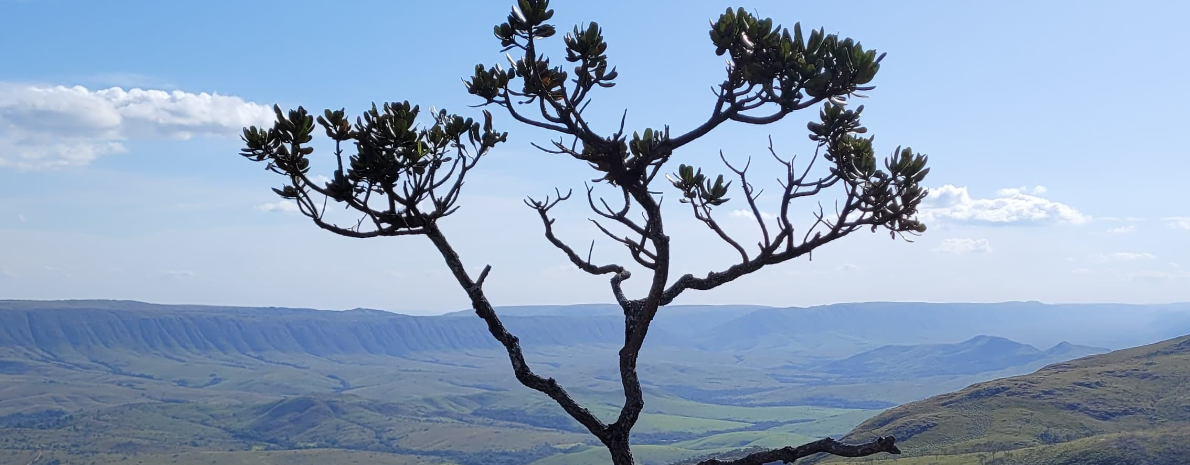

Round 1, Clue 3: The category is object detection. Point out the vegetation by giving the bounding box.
[237,0,930,463]
[1,301,1183,463]
[0,393,873,465]
[819,335,1190,464]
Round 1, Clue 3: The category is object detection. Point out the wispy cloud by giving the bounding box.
[160,270,197,279]
[1126,270,1190,283]
[1098,216,1144,222]
[1091,252,1157,262]
[42,266,70,277]
[1106,225,1136,234]
[933,238,993,254]
[729,209,776,220]
[0,83,274,169]
[1163,217,1190,230]
[256,200,299,213]
[787,264,862,276]
[995,185,1048,196]
[919,185,1089,226]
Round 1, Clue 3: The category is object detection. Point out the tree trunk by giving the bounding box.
[606,438,635,465]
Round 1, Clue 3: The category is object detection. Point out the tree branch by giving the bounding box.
[525,189,633,307]
[424,224,611,441]
[696,436,900,465]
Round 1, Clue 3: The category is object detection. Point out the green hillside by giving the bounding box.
[823,334,1190,464]
[2,301,1185,465]
[0,393,874,465]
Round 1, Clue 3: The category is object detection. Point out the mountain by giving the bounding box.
[3,299,1186,465]
[816,336,1107,380]
[0,300,653,358]
[0,299,1183,416]
[825,334,1190,464]
[4,299,1188,359]
[697,302,1190,355]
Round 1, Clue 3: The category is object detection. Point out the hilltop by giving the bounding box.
[816,336,1106,380]
[823,334,1190,465]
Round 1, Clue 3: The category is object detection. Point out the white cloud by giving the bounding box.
[1091,252,1156,262]
[1164,217,1190,230]
[0,83,274,169]
[919,185,1090,226]
[42,266,70,277]
[1126,270,1189,283]
[256,200,299,213]
[542,262,584,276]
[17,214,25,223]
[1070,268,1095,275]
[729,209,776,220]
[787,263,861,276]
[160,270,197,279]
[1099,216,1144,222]
[995,185,1048,196]
[1106,225,1136,234]
[933,238,993,254]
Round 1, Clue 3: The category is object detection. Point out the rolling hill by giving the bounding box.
[822,334,1190,465]
[2,300,1188,465]
[815,336,1106,380]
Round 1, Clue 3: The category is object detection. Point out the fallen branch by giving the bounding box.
[696,436,900,465]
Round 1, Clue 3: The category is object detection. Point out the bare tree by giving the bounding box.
[238,1,929,464]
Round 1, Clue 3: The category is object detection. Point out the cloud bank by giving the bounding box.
[256,200,299,213]
[1164,217,1190,230]
[0,83,274,169]
[919,185,1090,226]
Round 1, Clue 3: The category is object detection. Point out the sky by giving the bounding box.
[0,0,1187,314]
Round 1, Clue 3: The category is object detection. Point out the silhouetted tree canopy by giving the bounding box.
[239,1,928,463]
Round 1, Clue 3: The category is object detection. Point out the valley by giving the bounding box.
[1,300,1187,465]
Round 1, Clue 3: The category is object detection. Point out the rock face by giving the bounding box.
[0,301,635,358]
[3,299,1187,361]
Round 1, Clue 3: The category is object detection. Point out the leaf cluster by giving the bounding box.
[668,164,731,207]
[240,103,506,234]
[710,8,884,108]
[808,102,929,234]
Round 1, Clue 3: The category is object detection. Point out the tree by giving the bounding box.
[237,1,929,464]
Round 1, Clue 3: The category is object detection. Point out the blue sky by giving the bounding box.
[1,0,1187,313]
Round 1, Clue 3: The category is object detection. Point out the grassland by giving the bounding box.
[818,335,1190,464]
[3,300,1184,465]
[0,393,880,465]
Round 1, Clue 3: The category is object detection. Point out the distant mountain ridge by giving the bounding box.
[2,300,1188,361]
[817,336,1107,379]
[3,300,1187,465]
[0,301,640,360]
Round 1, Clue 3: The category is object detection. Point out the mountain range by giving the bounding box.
[3,300,1187,357]
[0,299,1187,465]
